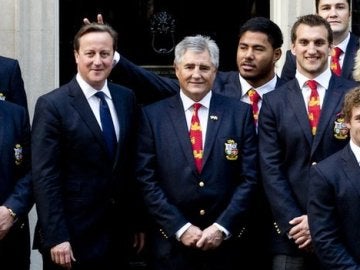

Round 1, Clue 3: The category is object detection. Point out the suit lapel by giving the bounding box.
[109,86,126,163]
[68,79,108,155]
[167,96,198,173]
[342,33,358,79]
[202,95,222,166]
[287,80,313,146]
[343,144,360,197]
[311,76,345,154]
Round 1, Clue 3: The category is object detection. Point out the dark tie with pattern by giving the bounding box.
[307,80,321,136]
[95,91,117,158]
[189,103,203,173]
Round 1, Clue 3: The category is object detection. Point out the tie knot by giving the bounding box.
[248,89,260,103]
[95,91,106,101]
[332,47,342,58]
[307,80,317,91]
[193,103,202,112]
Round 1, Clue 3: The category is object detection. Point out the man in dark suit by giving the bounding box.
[308,86,360,269]
[0,55,28,110]
[259,14,358,270]
[281,0,359,82]
[0,100,32,270]
[136,35,258,270]
[32,23,144,270]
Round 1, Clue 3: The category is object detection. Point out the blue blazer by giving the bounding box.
[308,144,360,269]
[0,100,32,269]
[136,92,258,240]
[0,56,28,110]
[32,78,140,263]
[281,33,360,82]
[113,56,284,104]
[258,75,358,255]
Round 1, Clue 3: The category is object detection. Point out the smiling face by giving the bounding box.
[175,49,217,102]
[74,31,114,90]
[291,24,332,79]
[236,31,281,88]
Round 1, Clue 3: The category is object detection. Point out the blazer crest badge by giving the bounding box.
[333,113,348,140]
[225,139,238,160]
[14,144,23,165]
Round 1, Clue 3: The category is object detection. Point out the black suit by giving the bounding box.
[32,78,141,269]
[281,33,360,82]
[0,101,32,270]
[136,93,258,270]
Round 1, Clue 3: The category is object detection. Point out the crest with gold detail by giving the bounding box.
[333,113,348,140]
[14,144,23,165]
[225,139,238,160]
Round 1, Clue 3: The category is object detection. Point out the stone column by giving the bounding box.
[271,0,315,74]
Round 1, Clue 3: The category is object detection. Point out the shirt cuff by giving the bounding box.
[175,222,192,240]
[113,51,120,66]
[214,223,231,239]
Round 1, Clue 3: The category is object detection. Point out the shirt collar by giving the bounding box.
[335,32,350,53]
[239,74,277,98]
[296,68,332,90]
[180,90,212,112]
[76,73,111,99]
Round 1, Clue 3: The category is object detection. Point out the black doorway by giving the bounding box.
[59,0,269,85]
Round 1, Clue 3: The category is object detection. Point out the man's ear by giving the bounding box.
[274,48,282,62]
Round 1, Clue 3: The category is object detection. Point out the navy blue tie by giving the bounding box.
[95,91,117,158]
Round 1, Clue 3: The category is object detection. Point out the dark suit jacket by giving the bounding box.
[281,33,360,82]
[113,55,284,104]
[258,75,358,255]
[136,93,258,269]
[308,144,360,269]
[0,101,32,270]
[0,56,28,110]
[31,78,140,265]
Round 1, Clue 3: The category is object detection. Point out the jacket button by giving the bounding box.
[199,181,204,187]
[200,209,205,215]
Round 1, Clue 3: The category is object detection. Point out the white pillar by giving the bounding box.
[270,0,314,74]
[0,1,59,269]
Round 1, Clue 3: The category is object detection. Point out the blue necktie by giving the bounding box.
[95,91,117,158]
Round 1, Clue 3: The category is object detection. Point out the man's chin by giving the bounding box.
[240,72,258,80]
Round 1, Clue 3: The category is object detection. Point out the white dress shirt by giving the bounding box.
[76,73,119,141]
